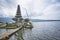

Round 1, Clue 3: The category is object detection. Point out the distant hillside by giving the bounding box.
[0,18,60,23]
[0,18,13,23]
[30,19,60,22]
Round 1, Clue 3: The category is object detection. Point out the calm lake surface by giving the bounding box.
[0,21,60,40]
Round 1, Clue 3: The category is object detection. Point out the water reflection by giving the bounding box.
[0,21,60,40]
[15,28,33,40]
[23,28,32,40]
[0,29,6,35]
[15,28,24,40]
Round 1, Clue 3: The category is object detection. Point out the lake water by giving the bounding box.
[0,21,60,40]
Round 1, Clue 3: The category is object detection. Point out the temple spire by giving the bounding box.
[16,5,21,15]
[15,5,22,18]
[12,5,23,22]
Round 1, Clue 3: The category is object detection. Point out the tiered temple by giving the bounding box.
[15,5,22,18]
[12,5,23,23]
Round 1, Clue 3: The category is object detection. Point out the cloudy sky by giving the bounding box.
[0,0,60,20]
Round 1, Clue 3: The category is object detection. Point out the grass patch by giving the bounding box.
[5,26,17,29]
[0,25,17,29]
[25,25,33,29]
[0,26,5,28]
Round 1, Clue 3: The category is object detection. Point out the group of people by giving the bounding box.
[16,18,30,27]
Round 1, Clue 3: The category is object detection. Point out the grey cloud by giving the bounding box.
[0,0,17,18]
[0,0,60,20]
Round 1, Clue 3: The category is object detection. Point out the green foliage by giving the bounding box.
[5,26,17,29]
[0,22,17,29]
[0,25,5,28]
[24,22,33,29]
